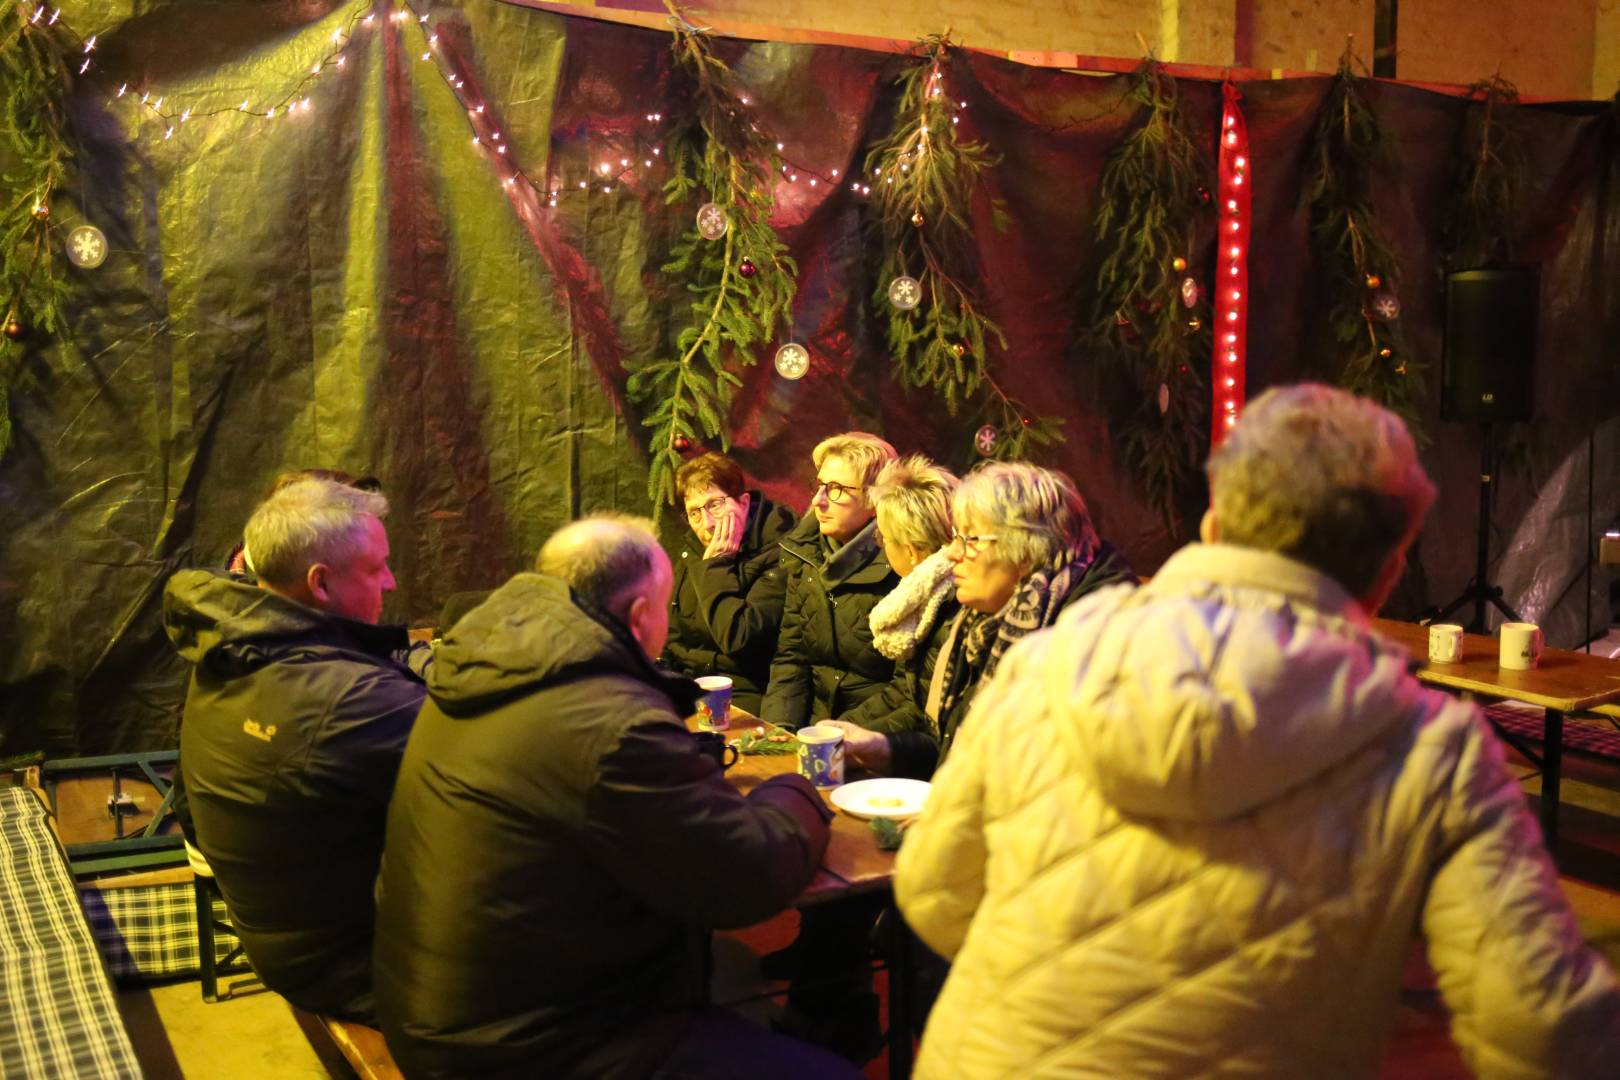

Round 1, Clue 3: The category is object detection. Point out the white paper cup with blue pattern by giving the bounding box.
[795,724,845,788]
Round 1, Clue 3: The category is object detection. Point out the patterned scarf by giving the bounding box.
[931,537,1098,724]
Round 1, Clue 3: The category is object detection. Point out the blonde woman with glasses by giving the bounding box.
[761,433,901,730]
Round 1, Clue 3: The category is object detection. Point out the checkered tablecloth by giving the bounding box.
[0,785,140,1078]
[80,880,242,981]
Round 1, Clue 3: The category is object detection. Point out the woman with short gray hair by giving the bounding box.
[927,462,1134,762]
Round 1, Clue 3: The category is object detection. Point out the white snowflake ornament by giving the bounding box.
[696,202,728,240]
[1369,291,1401,322]
[974,424,999,456]
[66,225,108,269]
[887,275,922,311]
[774,342,809,380]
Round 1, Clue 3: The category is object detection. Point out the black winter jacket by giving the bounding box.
[871,596,962,779]
[163,570,425,1023]
[760,513,899,730]
[663,491,795,713]
[373,573,833,1080]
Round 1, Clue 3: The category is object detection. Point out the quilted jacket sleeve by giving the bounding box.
[689,546,787,661]
[1421,709,1620,1079]
[893,668,998,960]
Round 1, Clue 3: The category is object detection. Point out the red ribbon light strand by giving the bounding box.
[1211,81,1250,447]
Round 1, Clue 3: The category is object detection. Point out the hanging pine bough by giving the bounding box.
[1087,59,1213,528]
[1444,75,1522,272]
[627,2,798,504]
[1,4,78,461]
[865,36,1060,461]
[1303,51,1422,438]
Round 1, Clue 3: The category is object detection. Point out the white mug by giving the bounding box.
[1428,624,1464,664]
[1499,622,1545,671]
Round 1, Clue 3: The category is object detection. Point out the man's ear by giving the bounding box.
[1199,508,1219,544]
[305,563,331,604]
[624,592,651,646]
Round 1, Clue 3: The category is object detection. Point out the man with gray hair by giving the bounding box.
[898,384,1620,1078]
[163,478,425,1022]
[373,513,857,1079]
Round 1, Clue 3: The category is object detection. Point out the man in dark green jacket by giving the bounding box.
[761,433,900,730]
[165,478,424,1023]
[664,453,796,714]
[373,514,855,1080]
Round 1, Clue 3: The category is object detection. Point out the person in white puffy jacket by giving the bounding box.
[896,382,1620,1079]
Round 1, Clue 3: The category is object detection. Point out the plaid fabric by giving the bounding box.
[1483,702,1620,759]
[0,786,141,1079]
[79,881,244,982]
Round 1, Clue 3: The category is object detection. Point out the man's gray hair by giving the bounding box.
[871,455,958,554]
[245,478,390,589]
[535,512,663,620]
[1207,383,1436,596]
[952,462,1098,571]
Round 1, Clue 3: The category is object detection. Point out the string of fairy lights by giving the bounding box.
[29,0,1254,431]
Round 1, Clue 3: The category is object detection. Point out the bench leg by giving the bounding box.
[1541,709,1564,853]
[195,874,220,1003]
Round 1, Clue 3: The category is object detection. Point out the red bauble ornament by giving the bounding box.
[31,203,48,221]
[1020,416,1031,427]
[910,211,925,227]
[672,434,692,452]
[951,342,966,357]
[1365,273,1382,289]
[738,258,757,278]
[1172,256,1188,272]
[2,317,25,341]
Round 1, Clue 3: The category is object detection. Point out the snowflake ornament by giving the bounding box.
[1179,276,1200,309]
[774,342,809,380]
[1369,291,1401,322]
[66,225,108,269]
[887,275,922,311]
[975,424,999,456]
[696,202,728,240]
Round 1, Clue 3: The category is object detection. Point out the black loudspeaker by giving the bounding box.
[1441,267,1538,423]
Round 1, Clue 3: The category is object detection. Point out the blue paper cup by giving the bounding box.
[795,724,845,788]
[695,676,733,730]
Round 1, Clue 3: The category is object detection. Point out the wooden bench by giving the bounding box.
[290,1007,403,1080]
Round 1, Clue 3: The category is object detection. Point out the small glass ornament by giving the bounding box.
[974,424,999,456]
[1158,382,1171,414]
[774,342,810,380]
[887,276,921,311]
[696,202,728,240]
[1369,291,1401,322]
[66,225,109,269]
[1180,277,1200,309]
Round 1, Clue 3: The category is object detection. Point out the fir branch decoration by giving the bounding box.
[1087,59,1213,527]
[1,2,79,461]
[1303,50,1422,436]
[865,37,1060,461]
[626,2,798,505]
[1444,75,1521,271]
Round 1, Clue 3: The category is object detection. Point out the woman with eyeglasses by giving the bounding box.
[662,453,798,715]
[820,455,960,779]
[761,433,900,732]
[926,461,1135,764]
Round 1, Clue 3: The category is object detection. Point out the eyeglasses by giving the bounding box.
[813,480,864,506]
[685,496,730,523]
[947,529,1000,559]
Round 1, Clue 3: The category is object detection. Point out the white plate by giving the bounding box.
[829,778,931,820]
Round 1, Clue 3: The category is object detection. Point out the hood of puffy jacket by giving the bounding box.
[1050,543,1430,823]
[427,572,698,717]
[162,568,407,676]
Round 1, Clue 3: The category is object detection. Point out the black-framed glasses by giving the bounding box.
[685,496,730,523]
[947,529,1000,559]
[814,480,864,506]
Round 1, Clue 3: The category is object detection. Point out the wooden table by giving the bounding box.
[1372,618,1620,849]
[692,713,910,1074]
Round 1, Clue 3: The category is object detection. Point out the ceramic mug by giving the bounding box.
[795,724,846,788]
[693,730,739,773]
[1428,623,1464,664]
[1499,622,1545,671]
[694,676,733,730]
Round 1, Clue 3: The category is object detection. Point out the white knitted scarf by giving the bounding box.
[869,548,957,662]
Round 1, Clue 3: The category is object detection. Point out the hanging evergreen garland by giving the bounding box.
[1087,59,1213,528]
[1303,50,1422,436]
[1444,75,1522,271]
[2,4,80,462]
[865,36,1060,462]
[627,2,798,505]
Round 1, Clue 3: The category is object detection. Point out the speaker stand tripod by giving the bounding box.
[1428,423,1523,634]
